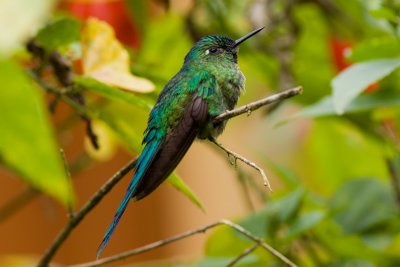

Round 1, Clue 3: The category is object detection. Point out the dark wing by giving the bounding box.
[133,95,209,200]
[97,71,215,258]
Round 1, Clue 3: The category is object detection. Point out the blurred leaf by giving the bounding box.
[315,219,398,265]
[135,15,192,83]
[286,211,325,239]
[238,205,275,238]
[328,259,375,267]
[196,256,259,267]
[75,76,153,110]
[124,0,148,35]
[239,52,279,91]
[332,58,400,114]
[99,104,144,153]
[289,90,400,120]
[302,119,387,195]
[35,17,80,51]
[291,3,335,103]
[264,159,299,188]
[275,187,306,223]
[81,18,154,92]
[0,60,73,205]
[369,8,398,23]
[205,225,253,257]
[239,188,306,238]
[330,178,397,234]
[334,0,370,36]
[167,173,205,212]
[349,37,400,62]
[0,0,54,56]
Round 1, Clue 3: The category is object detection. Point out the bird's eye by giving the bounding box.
[205,47,219,55]
[209,47,218,53]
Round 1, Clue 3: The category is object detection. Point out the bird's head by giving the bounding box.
[184,27,264,67]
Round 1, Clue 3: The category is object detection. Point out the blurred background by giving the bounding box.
[1,0,400,266]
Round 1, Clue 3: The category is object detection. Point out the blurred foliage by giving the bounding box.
[182,0,400,266]
[0,60,73,205]
[1,0,400,266]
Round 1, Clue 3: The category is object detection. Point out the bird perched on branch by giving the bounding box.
[97,27,264,257]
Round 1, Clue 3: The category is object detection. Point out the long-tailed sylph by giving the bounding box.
[97,27,264,257]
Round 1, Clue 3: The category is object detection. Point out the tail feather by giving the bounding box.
[96,140,161,258]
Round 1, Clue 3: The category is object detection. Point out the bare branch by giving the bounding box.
[68,219,297,267]
[221,219,297,267]
[37,159,137,267]
[213,86,302,123]
[210,137,272,191]
[226,243,259,267]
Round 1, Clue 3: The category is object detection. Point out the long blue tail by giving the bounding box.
[96,140,160,258]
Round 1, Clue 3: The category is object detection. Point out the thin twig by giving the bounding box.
[221,219,297,267]
[37,159,137,267]
[60,149,74,218]
[207,142,256,211]
[213,86,302,123]
[226,243,259,267]
[29,71,96,120]
[209,137,272,191]
[68,219,297,267]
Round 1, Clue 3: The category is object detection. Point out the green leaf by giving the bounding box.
[0,0,54,56]
[263,159,299,188]
[167,172,205,212]
[328,259,375,267]
[285,211,325,239]
[239,188,306,238]
[275,188,306,223]
[301,119,388,195]
[124,0,148,35]
[205,226,254,257]
[332,58,400,114]
[349,37,400,62]
[35,17,81,51]
[196,256,259,267]
[0,60,73,205]
[291,3,335,103]
[134,15,192,83]
[369,8,398,23]
[75,76,153,110]
[315,218,397,265]
[330,178,397,234]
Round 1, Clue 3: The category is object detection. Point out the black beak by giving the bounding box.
[234,27,264,47]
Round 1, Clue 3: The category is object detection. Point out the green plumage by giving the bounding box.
[97,28,263,258]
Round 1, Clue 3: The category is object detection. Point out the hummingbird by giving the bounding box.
[97,27,264,258]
